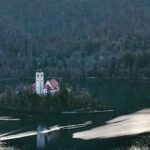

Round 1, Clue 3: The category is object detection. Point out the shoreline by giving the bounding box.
[0,107,112,115]
[0,76,149,82]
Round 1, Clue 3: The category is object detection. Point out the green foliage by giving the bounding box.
[0,85,101,113]
[0,0,150,79]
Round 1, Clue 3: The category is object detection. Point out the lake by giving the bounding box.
[0,79,150,150]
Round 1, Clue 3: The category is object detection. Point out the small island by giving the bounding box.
[0,72,101,114]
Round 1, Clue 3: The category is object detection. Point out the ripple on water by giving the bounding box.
[0,116,20,121]
[0,142,20,150]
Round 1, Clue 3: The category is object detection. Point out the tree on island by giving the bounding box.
[0,84,101,113]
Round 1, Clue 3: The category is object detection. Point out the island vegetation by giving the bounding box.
[0,85,101,113]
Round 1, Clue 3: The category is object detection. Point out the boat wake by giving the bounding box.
[0,116,20,121]
[0,121,92,141]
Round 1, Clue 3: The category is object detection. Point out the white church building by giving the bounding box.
[33,71,59,95]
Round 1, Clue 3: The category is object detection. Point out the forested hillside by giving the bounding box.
[0,0,150,79]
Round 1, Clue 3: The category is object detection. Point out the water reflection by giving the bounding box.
[73,109,150,140]
[37,125,60,149]
[0,116,20,121]
[37,126,46,149]
[0,142,19,150]
[47,130,59,142]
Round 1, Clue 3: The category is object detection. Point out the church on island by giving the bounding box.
[32,72,59,95]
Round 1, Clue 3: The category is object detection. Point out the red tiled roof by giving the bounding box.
[44,84,49,89]
[32,80,59,90]
[50,79,58,89]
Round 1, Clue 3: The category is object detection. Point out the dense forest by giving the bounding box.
[0,0,150,79]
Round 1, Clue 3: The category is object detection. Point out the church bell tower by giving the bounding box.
[36,72,44,94]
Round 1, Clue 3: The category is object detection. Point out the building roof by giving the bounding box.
[43,79,59,90]
[50,79,59,89]
[43,84,49,89]
[33,79,59,90]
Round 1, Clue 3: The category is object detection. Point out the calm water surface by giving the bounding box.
[0,79,150,150]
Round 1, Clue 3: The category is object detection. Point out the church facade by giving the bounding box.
[33,71,59,95]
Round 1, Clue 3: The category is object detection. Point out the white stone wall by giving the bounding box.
[36,72,44,94]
